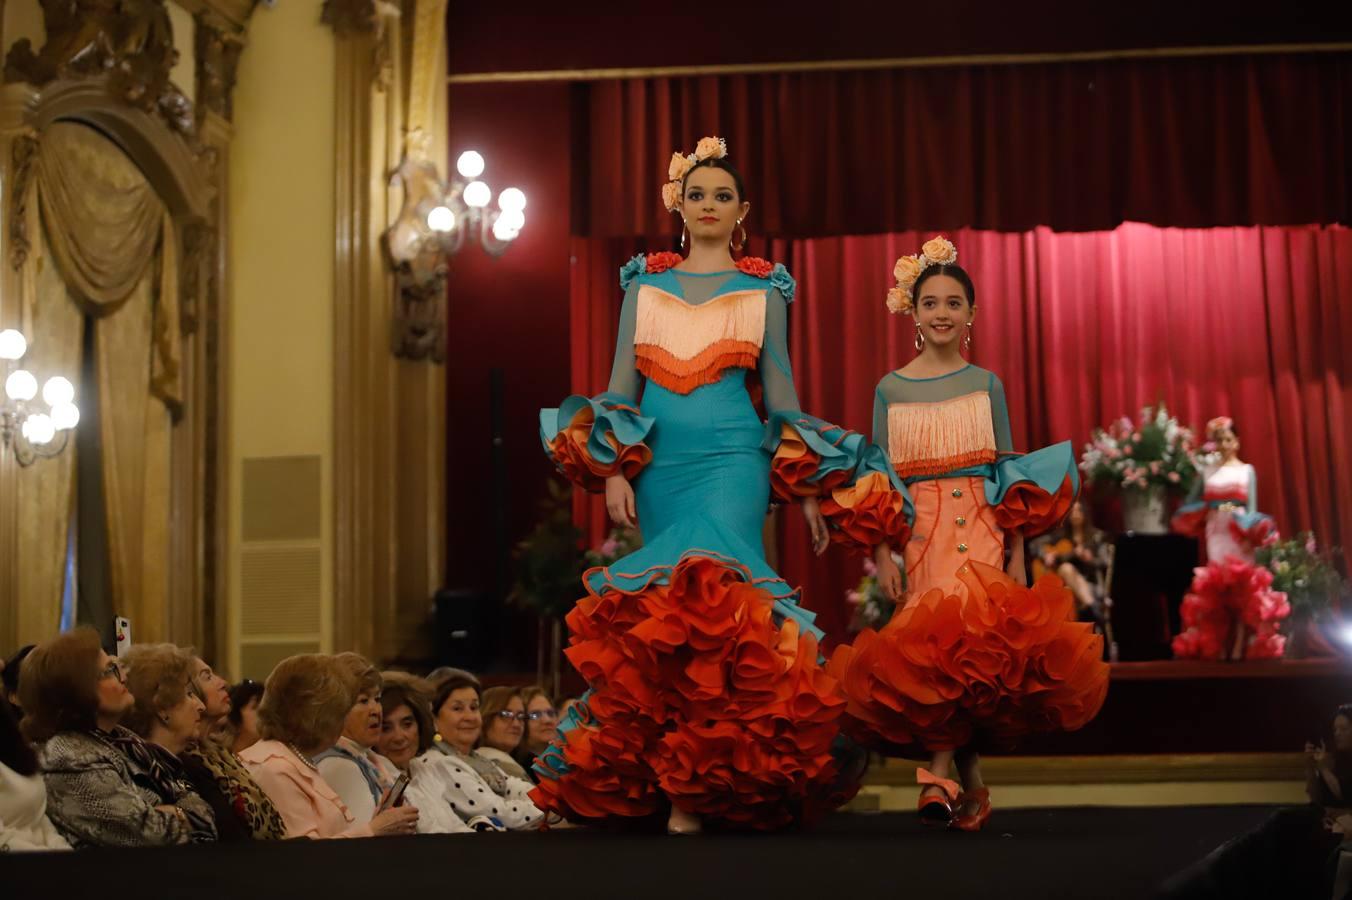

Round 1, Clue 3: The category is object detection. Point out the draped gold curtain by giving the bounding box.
[14,121,180,644]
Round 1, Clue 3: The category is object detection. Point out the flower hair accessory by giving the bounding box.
[886,236,959,314]
[1206,416,1234,440]
[662,136,729,212]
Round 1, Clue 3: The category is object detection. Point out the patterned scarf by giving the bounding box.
[313,737,395,806]
[433,739,508,796]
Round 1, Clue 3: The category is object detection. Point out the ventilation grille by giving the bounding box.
[240,546,322,634]
[240,641,321,682]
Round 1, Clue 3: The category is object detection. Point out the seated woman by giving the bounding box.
[239,654,418,839]
[117,644,219,842]
[181,655,286,841]
[1029,499,1111,630]
[315,653,402,824]
[476,686,529,780]
[20,628,215,847]
[224,678,264,754]
[428,672,542,830]
[0,693,69,851]
[513,685,557,777]
[376,674,472,834]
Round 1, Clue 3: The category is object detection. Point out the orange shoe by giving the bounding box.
[954,787,992,832]
[916,768,961,827]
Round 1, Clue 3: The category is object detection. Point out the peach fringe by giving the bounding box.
[634,286,766,361]
[887,392,998,478]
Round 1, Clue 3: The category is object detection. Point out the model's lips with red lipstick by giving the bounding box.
[698,216,719,224]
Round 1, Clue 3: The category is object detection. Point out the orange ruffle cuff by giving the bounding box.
[763,412,869,502]
[540,392,654,493]
[821,470,914,554]
[988,441,1080,536]
[827,561,1108,757]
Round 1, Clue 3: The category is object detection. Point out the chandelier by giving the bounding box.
[0,328,80,466]
[425,150,526,256]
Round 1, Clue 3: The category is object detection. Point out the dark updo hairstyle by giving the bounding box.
[681,157,748,204]
[911,263,976,309]
[226,678,264,731]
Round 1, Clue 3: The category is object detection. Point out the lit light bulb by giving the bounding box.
[22,413,54,445]
[5,369,37,401]
[0,329,26,361]
[498,188,526,212]
[456,151,485,179]
[497,209,525,232]
[427,205,456,233]
[51,402,79,431]
[492,219,520,242]
[43,376,75,407]
[463,181,492,208]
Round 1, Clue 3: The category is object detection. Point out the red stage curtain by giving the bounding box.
[568,225,1352,645]
[573,55,1352,238]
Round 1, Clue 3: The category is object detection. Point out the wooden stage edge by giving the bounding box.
[864,752,1306,786]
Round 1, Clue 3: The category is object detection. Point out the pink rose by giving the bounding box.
[1306,535,1319,554]
[846,591,863,606]
[1132,432,1143,443]
[1150,461,1162,475]
[862,558,877,576]
[1168,471,1181,483]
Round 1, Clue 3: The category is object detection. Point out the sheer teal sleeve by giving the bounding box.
[1248,466,1258,515]
[759,287,802,415]
[872,387,889,459]
[989,372,1014,453]
[606,282,643,402]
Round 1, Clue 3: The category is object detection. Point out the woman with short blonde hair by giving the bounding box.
[314,653,402,824]
[240,654,417,839]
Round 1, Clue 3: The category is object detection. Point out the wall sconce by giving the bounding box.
[386,146,527,363]
[0,328,80,466]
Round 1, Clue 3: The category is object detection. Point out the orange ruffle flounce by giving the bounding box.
[992,474,1077,536]
[547,407,652,493]
[529,556,851,829]
[821,471,913,554]
[827,561,1107,756]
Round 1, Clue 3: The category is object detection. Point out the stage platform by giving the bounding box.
[0,806,1281,900]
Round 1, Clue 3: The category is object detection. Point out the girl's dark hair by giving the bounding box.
[0,692,38,776]
[380,679,435,755]
[2,644,35,704]
[681,157,748,204]
[226,679,264,729]
[912,263,976,309]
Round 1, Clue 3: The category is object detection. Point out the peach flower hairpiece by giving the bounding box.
[886,236,959,314]
[662,136,729,213]
[1206,416,1235,440]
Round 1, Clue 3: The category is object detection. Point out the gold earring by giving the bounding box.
[732,220,746,253]
[963,322,973,352]
[914,326,925,352]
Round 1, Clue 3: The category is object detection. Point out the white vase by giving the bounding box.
[1122,485,1169,535]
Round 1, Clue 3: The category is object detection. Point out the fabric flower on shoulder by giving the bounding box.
[736,256,774,279]
[620,254,648,291]
[646,251,684,273]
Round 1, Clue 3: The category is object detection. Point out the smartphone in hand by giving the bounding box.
[379,773,411,811]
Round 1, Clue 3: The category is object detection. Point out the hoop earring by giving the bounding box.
[680,222,688,252]
[914,326,925,352]
[732,220,747,253]
[963,322,973,352]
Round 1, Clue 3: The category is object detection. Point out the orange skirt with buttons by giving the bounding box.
[827,477,1108,756]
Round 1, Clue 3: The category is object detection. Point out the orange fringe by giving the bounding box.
[894,448,998,480]
[636,341,762,395]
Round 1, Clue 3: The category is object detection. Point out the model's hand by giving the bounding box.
[605,475,637,529]
[874,544,903,603]
[802,496,829,555]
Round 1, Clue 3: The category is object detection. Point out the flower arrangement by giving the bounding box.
[662,136,729,212]
[1079,404,1200,495]
[1256,532,1345,632]
[845,553,903,633]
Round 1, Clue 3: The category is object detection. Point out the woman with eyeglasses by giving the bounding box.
[475,686,529,780]
[427,672,543,830]
[19,628,216,847]
[513,685,558,778]
[181,656,287,840]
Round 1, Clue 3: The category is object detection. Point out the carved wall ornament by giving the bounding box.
[322,0,401,91]
[195,14,245,122]
[4,0,196,135]
[9,134,39,271]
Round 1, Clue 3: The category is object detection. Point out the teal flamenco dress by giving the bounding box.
[533,252,911,829]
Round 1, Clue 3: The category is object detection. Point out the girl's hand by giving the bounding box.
[802,497,829,556]
[874,544,903,603]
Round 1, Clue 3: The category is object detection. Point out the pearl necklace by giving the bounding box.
[287,742,319,771]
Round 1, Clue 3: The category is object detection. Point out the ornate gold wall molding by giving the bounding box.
[194,11,245,122]
[329,0,446,663]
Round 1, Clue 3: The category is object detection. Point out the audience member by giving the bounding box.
[428,672,543,829]
[225,679,264,754]
[181,655,286,840]
[377,674,472,834]
[240,654,417,839]
[315,653,401,823]
[21,628,215,847]
[515,685,558,775]
[0,693,69,851]
[477,685,529,779]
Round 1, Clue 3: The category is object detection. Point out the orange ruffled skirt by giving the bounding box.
[828,553,1108,757]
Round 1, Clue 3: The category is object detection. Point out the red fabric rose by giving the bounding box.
[735,256,774,278]
[646,251,684,273]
